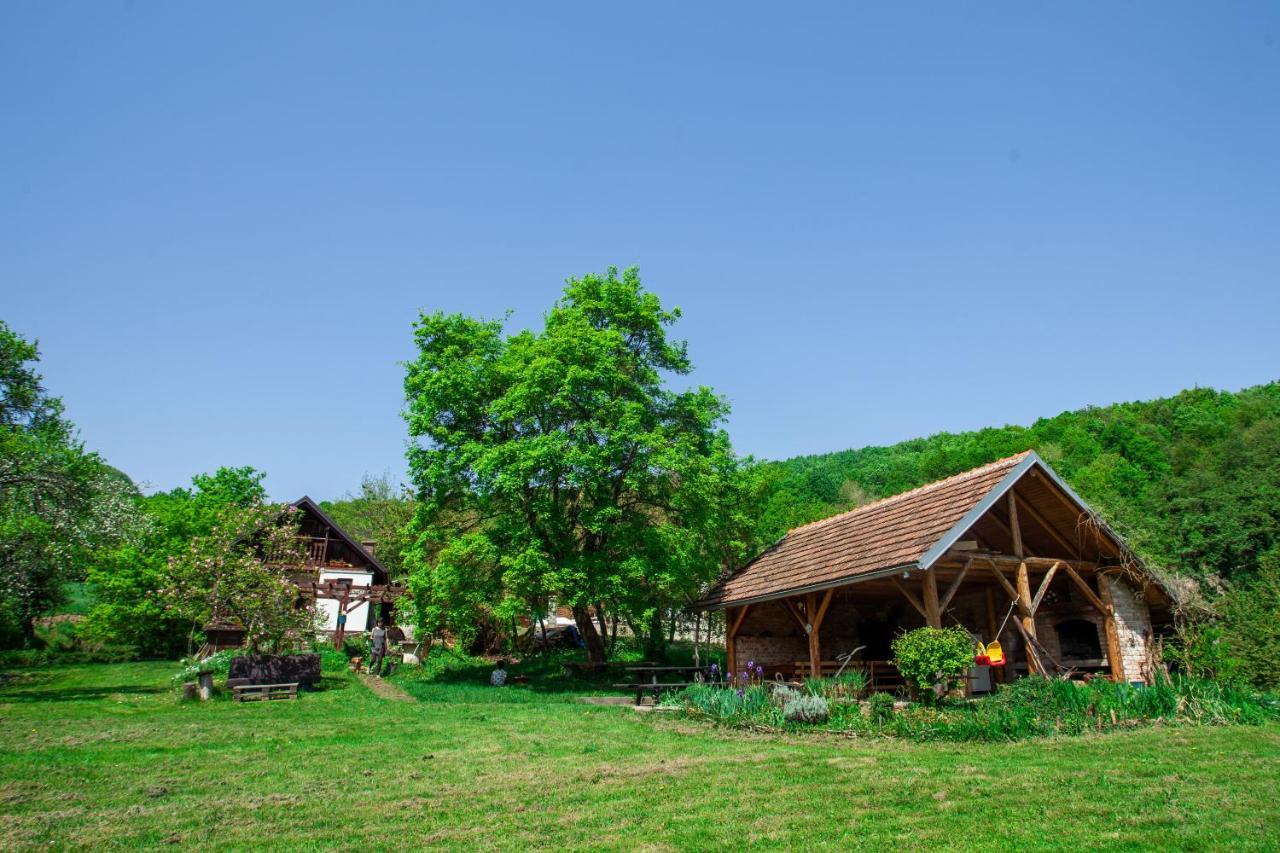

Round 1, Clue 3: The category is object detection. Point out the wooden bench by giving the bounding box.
[792,660,906,692]
[232,682,299,703]
[613,681,694,706]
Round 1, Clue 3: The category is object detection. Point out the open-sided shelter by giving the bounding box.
[696,452,1172,691]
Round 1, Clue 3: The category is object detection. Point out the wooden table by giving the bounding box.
[615,665,713,705]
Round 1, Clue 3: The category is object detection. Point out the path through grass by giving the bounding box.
[1,662,1278,849]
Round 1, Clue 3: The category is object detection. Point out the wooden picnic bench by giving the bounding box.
[232,682,299,703]
[614,665,711,706]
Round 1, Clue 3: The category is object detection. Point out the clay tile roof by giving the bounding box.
[698,451,1036,609]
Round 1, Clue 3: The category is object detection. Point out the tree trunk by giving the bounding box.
[595,604,609,648]
[644,609,667,660]
[572,605,607,665]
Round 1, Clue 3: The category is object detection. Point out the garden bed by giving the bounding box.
[669,674,1280,741]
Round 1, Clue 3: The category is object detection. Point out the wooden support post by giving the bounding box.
[1097,573,1126,683]
[806,593,821,678]
[1016,560,1037,675]
[802,588,835,678]
[1010,616,1049,675]
[1008,490,1024,558]
[726,605,750,679]
[923,569,942,629]
[1008,491,1039,676]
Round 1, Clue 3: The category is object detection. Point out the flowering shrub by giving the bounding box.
[172,649,236,685]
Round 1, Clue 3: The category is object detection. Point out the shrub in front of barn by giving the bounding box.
[890,626,974,700]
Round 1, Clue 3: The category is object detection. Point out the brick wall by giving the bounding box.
[1110,575,1153,683]
[733,601,806,677]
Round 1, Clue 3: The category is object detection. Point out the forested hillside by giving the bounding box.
[751,382,1280,585]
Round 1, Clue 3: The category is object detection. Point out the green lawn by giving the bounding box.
[1,663,1279,850]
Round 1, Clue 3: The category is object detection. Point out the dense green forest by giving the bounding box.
[752,381,1280,585]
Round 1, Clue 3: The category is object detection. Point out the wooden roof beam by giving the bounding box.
[1028,468,1122,559]
[1013,491,1083,560]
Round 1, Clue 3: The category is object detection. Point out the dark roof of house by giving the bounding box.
[290,496,390,584]
[699,451,1061,609]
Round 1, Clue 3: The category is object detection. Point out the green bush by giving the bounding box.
[891,626,974,698]
[867,692,895,727]
[1218,548,1280,690]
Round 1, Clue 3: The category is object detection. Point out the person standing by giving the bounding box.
[369,620,388,678]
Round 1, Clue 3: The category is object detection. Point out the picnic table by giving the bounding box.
[614,664,713,706]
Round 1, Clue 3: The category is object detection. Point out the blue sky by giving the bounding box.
[3,3,1278,501]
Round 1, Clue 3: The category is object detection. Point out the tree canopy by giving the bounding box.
[402,267,752,661]
[85,466,268,657]
[0,321,139,647]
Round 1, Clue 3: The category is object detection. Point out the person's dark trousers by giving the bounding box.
[369,650,385,677]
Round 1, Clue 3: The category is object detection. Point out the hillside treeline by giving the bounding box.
[754,382,1280,585]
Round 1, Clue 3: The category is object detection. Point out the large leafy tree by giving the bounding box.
[403,267,752,662]
[85,466,268,657]
[0,321,139,647]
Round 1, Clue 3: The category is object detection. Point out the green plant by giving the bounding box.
[782,693,829,724]
[805,670,867,700]
[891,626,974,699]
[1217,548,1280,690]
[867,692,895,727]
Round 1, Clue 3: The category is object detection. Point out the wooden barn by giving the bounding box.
[204,496,393,650]
[696,451,1172,692]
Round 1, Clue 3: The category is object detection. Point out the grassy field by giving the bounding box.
[1,662,1279,850]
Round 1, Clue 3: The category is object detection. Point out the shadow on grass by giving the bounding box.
[310,676,354,693]
[391,643,713,704]
[0,683,166,703]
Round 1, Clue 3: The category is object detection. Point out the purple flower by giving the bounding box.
[736,688,745,698]
[747,660,755,670]
[710,663,719,674]
[755,665,764,676]
[741,671,749,682]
